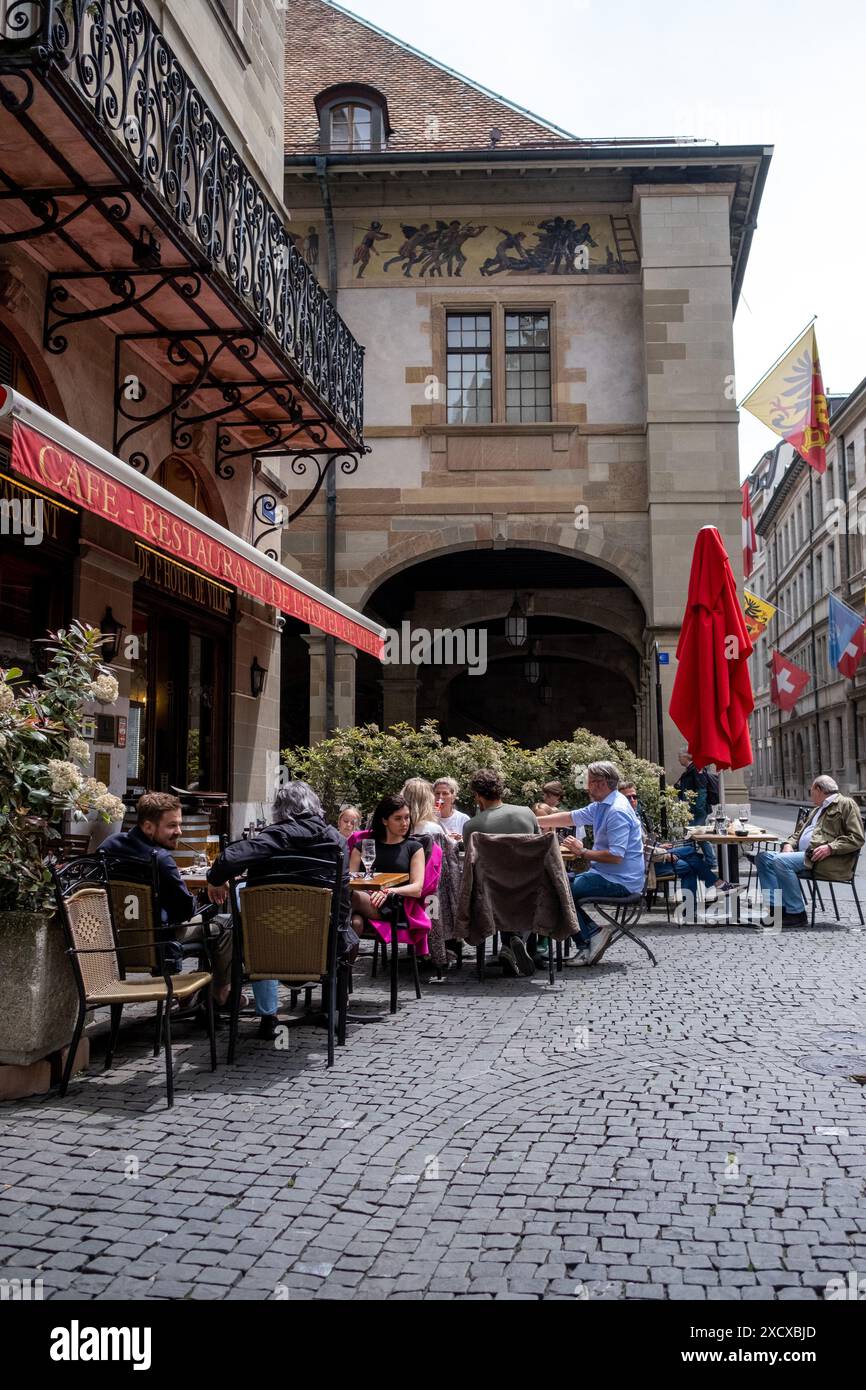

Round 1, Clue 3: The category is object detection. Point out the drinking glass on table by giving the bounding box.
[360,838,376,880]
[194,850,208,874]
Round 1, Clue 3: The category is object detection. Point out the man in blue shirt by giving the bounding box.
[537,761,645,964]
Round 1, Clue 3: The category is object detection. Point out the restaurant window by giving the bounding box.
[505,312,551,423]
[447,312,492,423]
[127,609,149,790]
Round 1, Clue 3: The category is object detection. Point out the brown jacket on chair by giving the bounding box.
[784,795,865,882]
[455,832,580,945]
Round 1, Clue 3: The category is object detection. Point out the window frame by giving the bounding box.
[445,310,493,425]
[503,309,552,424]
[438,300,557,427]
[316,85,390,154]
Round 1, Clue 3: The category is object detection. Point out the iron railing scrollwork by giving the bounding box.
[0,0,364,444]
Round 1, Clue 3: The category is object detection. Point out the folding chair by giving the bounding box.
[572,839,659,967]
[53,856,216,1109]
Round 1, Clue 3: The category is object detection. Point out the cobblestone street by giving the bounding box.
[3,918,866,1302]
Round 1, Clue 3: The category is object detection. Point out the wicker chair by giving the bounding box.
[99,848,214,1055]
[226,844,347,1066]
[53,856,216,1108]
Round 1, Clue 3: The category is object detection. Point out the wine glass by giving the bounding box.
[360,838,376,880]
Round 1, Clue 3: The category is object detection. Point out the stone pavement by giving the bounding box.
[2,916,866,1302]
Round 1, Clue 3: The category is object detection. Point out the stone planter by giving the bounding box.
[0,911,78,1067]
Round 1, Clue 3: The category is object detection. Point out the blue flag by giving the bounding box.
[829,593,866,678]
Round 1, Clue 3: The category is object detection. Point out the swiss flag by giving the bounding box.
[770,651,810,712]
[839,627,866,679]
[741,481,756,580]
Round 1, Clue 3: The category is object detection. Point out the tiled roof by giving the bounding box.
[284,0,575,152]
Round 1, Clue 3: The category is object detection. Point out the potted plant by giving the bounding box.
[0,622,126,1067]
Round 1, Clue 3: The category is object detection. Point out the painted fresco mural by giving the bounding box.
[348,214,640,282]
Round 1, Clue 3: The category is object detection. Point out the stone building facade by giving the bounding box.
[747,380,866,800]
[0,0,367,834]
[280,0,770,776]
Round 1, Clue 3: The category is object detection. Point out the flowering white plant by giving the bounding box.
[88,672,119,704]
[0,623,123,913]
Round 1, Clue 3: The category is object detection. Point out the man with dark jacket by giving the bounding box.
[206,780,357,1038]
[100,792,233,1006]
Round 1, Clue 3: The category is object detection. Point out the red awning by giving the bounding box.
[0,387,383,660]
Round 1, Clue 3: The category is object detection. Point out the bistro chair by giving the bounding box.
[226,844,347,1066]
[796,851,865,928]
[53,856,216,1109]
[460,834,579,985]
[572,839,660,967]
[98,848,214,1055]
[368,835,442,1011]
[56,832,92,862]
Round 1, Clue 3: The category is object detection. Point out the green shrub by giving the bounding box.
[282,720,691,836]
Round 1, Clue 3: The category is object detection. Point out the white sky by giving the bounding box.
[330,0,866,479]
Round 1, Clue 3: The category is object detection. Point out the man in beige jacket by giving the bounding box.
[754,775,864,925]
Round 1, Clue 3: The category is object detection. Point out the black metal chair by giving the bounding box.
[796,852,865,927]
[570,840,659,967]
[53,856,216,1109]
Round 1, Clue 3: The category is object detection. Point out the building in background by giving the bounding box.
[747,384,866,799]
[0,0,369,837]
[280,0,770,775]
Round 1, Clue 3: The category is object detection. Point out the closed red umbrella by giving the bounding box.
[669,525,754,771]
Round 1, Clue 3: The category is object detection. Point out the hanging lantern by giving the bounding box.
[539,681,553,706]
[99,607,125,663]
[504,592,527,648]
[524,641,540,684]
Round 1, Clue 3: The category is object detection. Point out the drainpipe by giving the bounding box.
[317,156,339,736]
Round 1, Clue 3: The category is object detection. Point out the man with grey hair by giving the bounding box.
[537,761,645,964]
[754,775,864,926]
[207,780,356,1037]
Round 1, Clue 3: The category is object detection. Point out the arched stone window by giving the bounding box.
[154,455,213,518]
[316,84,390,153]
[0,324,48,407]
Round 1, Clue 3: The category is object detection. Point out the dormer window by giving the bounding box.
[316,84,390,153]
[330,103,373,151]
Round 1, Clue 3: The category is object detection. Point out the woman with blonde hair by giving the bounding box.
[400,777,444,839]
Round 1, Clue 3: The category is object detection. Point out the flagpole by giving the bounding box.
[737,315,817,409]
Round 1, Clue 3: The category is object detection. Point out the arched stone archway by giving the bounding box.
[340,542,653,750]
[353,519,650,616]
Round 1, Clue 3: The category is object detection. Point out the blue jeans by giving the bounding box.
[252,980,279,1016]
[755,851,807,914]
[570,871,634,945]
[655,843,717,899]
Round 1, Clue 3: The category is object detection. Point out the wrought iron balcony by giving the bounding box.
[0,0,364,449]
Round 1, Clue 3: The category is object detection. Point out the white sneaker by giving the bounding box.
[584,927,614,965]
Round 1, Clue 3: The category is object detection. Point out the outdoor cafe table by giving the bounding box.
[685,829,779,896]
[349,871,410,1014]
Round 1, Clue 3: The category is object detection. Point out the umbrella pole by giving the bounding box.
[654,643,669,837]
